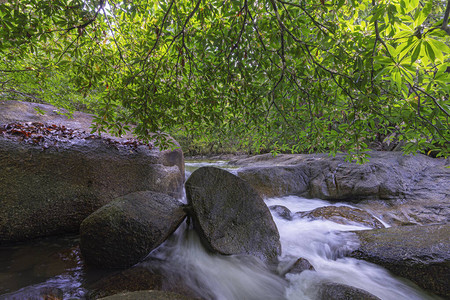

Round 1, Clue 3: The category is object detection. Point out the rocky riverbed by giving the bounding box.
[0,100,448,299]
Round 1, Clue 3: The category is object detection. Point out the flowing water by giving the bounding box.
[0,161,442,299]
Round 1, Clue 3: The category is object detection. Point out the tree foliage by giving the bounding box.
[1,0,449,160]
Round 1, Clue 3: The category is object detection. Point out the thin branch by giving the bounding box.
[142,0,175,65]
[442,0,450,28]
[413,86,450,118]
[276,0,331,35]
[1,89,42,102]
[55,35,80,64]
[101,7,128,66]
[227,0,248,61]
[412,88,449,142]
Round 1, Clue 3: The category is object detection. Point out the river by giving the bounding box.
[0,161,441,299]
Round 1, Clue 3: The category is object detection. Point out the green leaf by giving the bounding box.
[410,40,422,63]
[424,41,435,62]
[392,69,402,90]
[405,0,419,13]
[428,38,450,53]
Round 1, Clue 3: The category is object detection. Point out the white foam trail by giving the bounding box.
[152,162,441,300]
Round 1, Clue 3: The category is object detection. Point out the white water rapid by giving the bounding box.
[142,161,441,300]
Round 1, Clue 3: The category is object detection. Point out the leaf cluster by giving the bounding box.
[1,0,449,160]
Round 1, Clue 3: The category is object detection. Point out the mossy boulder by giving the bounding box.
[185,167,281,264]
[80,191,186,269]
[0,100,184,243]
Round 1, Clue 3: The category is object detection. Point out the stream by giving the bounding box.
[0,161,441,299]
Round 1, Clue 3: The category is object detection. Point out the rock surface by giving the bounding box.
[269,205,293,221]
[185,166,281,264]
[0,286,64,300]
[80,191,186,269]
[87,267,164,299]
[98,290,197,300]
[349,224,450,298]
[0,100,184,243]
[238,165,308,198]
[295,206,385,229]
[87,264,200,300]
[281,257,315,276]
[317,282,381,300]
[233,152,449,225]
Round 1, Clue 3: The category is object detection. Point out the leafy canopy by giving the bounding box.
[1,0,449,161]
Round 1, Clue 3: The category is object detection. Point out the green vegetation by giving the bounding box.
[1,0,449,160]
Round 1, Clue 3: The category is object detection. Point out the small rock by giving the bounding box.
[317,282,381,300]
[295,206,384,229]
[281,257,315,276]
[269,205,292,221]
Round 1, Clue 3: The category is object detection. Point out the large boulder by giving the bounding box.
[233,152,449,225]
[80,191,186,269]
[0,100,184,243]
[185,167,281,264]
[349,224,450,298]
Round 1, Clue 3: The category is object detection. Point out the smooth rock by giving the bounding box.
[295,206,384,229]
[0,100,184,243]
[233,152,449,225]
[0,286,64,300]
[238,165,308,198]
[80,191,186,269]
[349,224,450,298]
[98,290,196,300]
[87,267,163,299]
[185,167,281,264]
[281,257,315,276]
[269,205,293,221]
[317,282,381,300]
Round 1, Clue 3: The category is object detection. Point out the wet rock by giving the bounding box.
[238,166,308,198]
[269,205,293,221]
[0,100,184,243]
[80,191,186,269]
[87,263,201,300]
[233,152,449,225]
[349,224,450,298]
[87,267,163,299]
[185,167,281,264]
[97,290,197,300]
[295,206,384,229]
[356,200,450,226]
[0,286,64,300]
[281,257,315,276]
[317,282,381,300]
